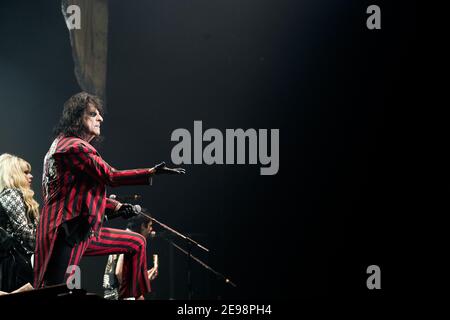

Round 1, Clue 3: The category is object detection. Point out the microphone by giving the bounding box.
[129,204,154,223]
[133,204,142,214]
[109,194,141,202]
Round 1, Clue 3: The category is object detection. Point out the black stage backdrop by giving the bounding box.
[0,0,418,299]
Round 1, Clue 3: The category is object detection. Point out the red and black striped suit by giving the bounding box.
[34,136,154,298]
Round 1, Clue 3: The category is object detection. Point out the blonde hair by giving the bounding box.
[0,153,39,222]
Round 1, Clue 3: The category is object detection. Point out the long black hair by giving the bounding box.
[53,92,105,141]
[127,214,152,233]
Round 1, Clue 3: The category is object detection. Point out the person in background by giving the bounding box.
[103,213,158,300]
[0,153,39,292]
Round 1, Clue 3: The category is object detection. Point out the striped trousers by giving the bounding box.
[44,227,150,299]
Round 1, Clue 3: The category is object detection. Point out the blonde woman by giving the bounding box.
[0,153,39,292]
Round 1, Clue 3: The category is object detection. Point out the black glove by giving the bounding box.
[153,161,186,175]
[118,203,137,219]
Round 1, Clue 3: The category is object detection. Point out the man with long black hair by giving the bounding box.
[34,92,185,299]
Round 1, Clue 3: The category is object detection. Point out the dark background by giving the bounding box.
[0,0,418,299]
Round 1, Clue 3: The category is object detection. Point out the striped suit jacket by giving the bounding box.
[34,136,154,288]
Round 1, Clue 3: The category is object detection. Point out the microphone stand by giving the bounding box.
[167,240,237,288]
[136,208,237,299]
[150,216,209,253]
[187,241,193,300]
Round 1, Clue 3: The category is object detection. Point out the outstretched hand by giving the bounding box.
[153,161,186,175]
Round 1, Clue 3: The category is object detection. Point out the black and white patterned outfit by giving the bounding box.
[103,254,120,300]
[0,188,36,291]
[0,188,37,254]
